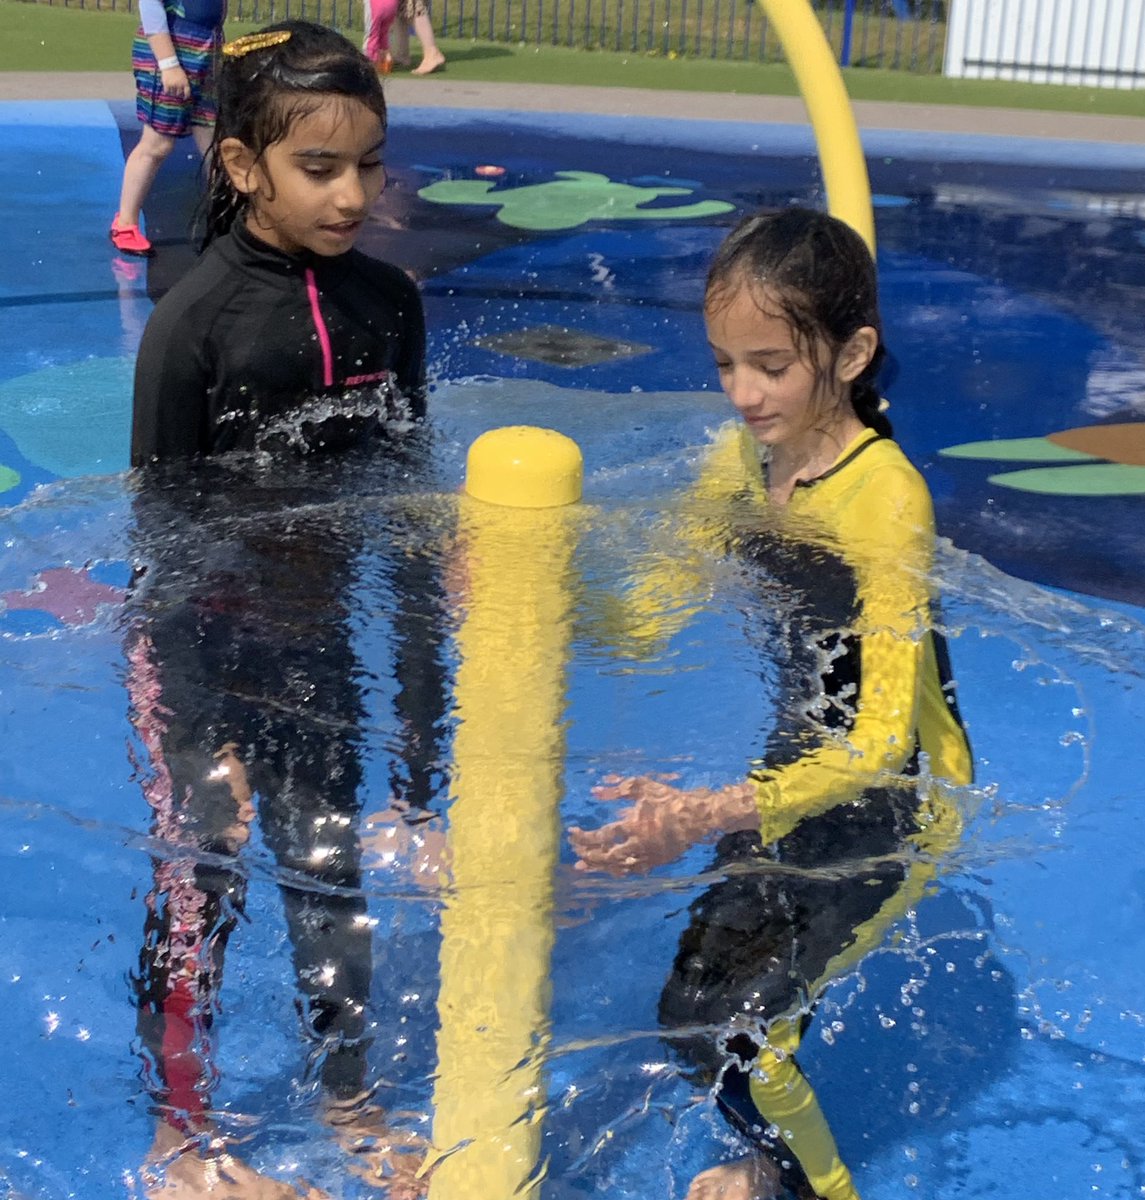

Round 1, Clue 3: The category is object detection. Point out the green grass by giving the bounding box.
[0,0,256,69]
[2,0,1144,118]
[432,42,1145,115]
[426,0,948,73]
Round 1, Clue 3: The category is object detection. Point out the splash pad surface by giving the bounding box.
[2,98,1145,1199]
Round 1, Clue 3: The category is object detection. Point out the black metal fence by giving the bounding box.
[43,0,950,71]
[433,0,948,69]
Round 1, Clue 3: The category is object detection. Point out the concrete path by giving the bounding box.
[2,70,1145,143]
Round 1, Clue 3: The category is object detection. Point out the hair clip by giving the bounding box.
[877,397,891,413]
[222,30,293,58]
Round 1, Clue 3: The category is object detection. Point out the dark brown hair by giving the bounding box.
[201,20,387,247]
[705,207,891,438]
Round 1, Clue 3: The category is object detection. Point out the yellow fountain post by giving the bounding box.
[427,426,583,1199]
[756,0,876,254]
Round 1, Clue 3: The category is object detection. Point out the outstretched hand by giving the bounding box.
[568,774,758,877]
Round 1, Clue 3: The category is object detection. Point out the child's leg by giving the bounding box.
[190,122,213,159]
[657,827,891,1200]
[364,0,400,62]
[745,1021,859,1200]
[389,18,411,66]
[409,4,446,74]
[116,124,178,229]
[253,735,372,1102]
[116,19,215,249]
[691,1024,856,1200]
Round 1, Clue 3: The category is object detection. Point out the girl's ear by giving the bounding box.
[836,325,879,385]
[219,138,259,196]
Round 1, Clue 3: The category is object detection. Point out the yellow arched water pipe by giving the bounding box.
[426,427,583,1200]
[757,0,876,254]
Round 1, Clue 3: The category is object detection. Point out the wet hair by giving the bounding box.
[201,20,387,247]
[705,207,892,438]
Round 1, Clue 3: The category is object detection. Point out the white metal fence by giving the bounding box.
[944,0,1145,88]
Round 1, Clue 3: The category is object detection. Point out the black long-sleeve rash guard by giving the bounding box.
[131,221,427,466]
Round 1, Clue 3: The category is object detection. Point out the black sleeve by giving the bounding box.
[131,295,212,467]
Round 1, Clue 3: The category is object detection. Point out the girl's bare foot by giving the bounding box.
[141,1125,329,1199]
[326,1102,429,1199]
[410,50,445,75]
[685,1155,781,1200]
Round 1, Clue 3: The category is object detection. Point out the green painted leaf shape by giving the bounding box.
[418,172,733,231]
[988,464,1145,496]
[941,437,1097,462]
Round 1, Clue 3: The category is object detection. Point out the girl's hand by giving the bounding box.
[568,774,692,876]
[161,64,191,99]
[569,775,758,877]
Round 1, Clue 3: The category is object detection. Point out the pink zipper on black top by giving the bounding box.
[304,267,335,389]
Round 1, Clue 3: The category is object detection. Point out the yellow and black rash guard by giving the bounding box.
[624,420,972,842]
[742,426,971,843]
[641,422,973,1200]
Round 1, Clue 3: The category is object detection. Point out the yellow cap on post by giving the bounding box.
[465,425,583,509]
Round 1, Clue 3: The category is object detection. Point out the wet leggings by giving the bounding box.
[128,631,373,1126]
[717,1025,858,1200]
[659,791,924,1200]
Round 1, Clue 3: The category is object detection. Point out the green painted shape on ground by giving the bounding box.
[940,436,1097,462]
[0,356,133,477]
[418,170,734,231]
[988,463,1145,496]
[0,465,20,493]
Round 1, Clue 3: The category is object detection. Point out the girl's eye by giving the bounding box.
[763,365,789,380]
[361,160,383,171]
[303,166,333,179]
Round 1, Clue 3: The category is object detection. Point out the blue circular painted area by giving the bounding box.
[1,99,1145,1200]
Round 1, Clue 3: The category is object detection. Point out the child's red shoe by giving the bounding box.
[110,216,154,258]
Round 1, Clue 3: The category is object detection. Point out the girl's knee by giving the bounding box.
[137,127,178,163]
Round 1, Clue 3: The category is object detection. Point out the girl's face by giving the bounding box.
[224,94,386,257]
[705,283,839,450]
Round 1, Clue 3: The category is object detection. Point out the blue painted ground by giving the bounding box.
[1,98,1144,1199]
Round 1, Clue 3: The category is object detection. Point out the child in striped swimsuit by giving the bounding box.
[110,0,226,257]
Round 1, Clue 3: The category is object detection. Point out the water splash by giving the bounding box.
[1,412,1143,1198]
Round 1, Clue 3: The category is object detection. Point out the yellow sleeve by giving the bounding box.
[750,462,934,843]
[586,422,765,654]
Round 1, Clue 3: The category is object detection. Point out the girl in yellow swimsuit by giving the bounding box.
[570,208,973,1200]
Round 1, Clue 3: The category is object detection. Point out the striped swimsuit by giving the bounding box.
[132,0,226,137]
